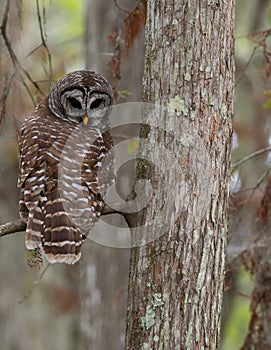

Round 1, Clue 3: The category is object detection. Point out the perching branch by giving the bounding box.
[0,203,125,238]
[0,219,26,237]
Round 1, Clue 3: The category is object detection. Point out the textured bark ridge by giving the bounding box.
[125,1,235,349]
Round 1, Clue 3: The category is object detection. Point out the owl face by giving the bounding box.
[48,70,113,127]
[60,88,112,126]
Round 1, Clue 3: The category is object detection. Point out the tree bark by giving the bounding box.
[125,1,235,349]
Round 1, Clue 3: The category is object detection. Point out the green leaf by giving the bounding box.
[263,98,271,109]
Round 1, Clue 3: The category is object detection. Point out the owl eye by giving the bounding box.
[90,99,103,109]
[68,97,82,109]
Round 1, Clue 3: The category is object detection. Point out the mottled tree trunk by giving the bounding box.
[125,1,235,349]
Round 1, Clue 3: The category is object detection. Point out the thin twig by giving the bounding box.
[0,0,45,106]
[18,263,50,304]
[0,74,8,131]
[242,169,270,209]
[0,202,124,238]
[25,43,43,58]
[0,66,23,131]
[36,0,52,90]
[113,0,130,14]
[231,146,271,169]
[236,46,259,86]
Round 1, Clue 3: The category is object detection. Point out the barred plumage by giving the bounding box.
[17,71,114,265]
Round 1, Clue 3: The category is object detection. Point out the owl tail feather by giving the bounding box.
[43,189,82,265]
[25,206,43,250]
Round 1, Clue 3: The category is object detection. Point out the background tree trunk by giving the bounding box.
[79,1,144,349]
[80,1,128,348]
[125,1,235,349]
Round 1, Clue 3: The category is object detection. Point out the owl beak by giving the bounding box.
[82,114,88,126]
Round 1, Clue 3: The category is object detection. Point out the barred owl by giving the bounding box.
[17,70,114,265]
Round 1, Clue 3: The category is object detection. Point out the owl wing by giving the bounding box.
[98,130,115,194]
[81,129,114,198]
[17,116,46,211]
[18,115,85,262]
[17,116,47,249]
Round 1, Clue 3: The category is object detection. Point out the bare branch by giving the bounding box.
[0,203,125,238]
[36,0,52,89]
[113,0,130,14]
[0,0,45,106]
[235,46,259,86]
[102,202,125,215]
[0,219,26,237]
[231,146,271,169]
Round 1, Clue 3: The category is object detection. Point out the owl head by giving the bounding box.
[48,70,113,128]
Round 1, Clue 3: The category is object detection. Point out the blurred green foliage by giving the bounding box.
[221,267,252,350]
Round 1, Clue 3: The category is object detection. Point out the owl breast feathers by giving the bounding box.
[17,70,114,265]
